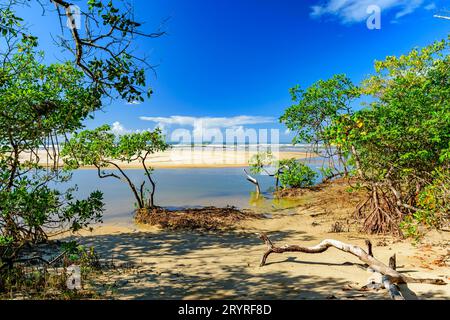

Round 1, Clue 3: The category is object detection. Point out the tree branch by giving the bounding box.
[258,233,446,287]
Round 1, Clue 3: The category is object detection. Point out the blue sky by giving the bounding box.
[17,0,450,143]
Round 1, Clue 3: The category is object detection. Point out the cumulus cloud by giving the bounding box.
[110,115,276,142]
[139,115,276,132]
[110,121,159,136]
[111,121,130,135]
[139,115,276,143]
[310,0,425,23]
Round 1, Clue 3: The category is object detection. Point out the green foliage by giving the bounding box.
[0,7,23,37]
[417,169,450,214]
[399,216,422,242]
[62,125,170,209]
[248,152,317,189]
[351,38,449,234]
[0,168,104,241]
[1,240,102,299]
[82,0,161,102]
[60,241,100,267]
[347,42,449,181]
[0,37,101,152]
[0,236,13,246]
[283,36,450,235]
[62,125,169,169]
[1,1,160,297]
[281,74,360,145]
[280,74,359,179]
[248,152,276,175]
[319,166,336,181]
[277,159,317,189]
[347,38,448,233]
[2,1,161,103]
[414,168,450,230]
[0,37,105,257]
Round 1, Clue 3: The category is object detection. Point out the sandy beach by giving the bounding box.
[20,148,314,169]
[65,181,450,300]
[20,148,449,300]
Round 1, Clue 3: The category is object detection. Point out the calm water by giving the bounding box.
[67,168,271,223]
[62,163,322,225]
[45,152,329,225]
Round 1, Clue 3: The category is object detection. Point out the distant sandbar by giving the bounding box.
[20,148,316,169]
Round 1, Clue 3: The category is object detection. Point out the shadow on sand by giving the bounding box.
[71,230,448,300]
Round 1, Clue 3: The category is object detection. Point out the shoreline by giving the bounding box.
[20,150,316,169]
[62,180,449,300]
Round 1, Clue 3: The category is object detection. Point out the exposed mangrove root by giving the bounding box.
[355,186,403,236]
[258,233,446,299]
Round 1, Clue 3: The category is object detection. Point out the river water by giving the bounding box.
[64,162,327,225]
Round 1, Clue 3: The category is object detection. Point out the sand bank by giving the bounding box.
[20,148,314,169]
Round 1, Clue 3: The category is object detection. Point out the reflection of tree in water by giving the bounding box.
[248,191,303,213]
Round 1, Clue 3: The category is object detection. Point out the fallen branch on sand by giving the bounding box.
[258,233,446,299]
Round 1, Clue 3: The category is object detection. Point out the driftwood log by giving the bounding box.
[259,233,446,299]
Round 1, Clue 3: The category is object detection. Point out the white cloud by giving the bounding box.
[395,0,423,18]
[111,121,130,135]
[424,3,436,10]
[126,100,142,105]
[110,116,276,143]
[110,121,159,136]
[310,0,425,23]
[139,115,276,133]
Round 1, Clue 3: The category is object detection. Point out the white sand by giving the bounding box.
[20,148,314,169]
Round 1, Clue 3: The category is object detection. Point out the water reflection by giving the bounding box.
[248,191,304,213]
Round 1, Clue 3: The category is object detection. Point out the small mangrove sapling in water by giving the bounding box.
[62,125,170,210]
[245,152,275,195]
[245,152,317,194]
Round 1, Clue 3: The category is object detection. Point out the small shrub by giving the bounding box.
[417,168,449,227]
[278,160,317,189]
[0,241,102,299]
[399,216,422,242]
[401,168,450,239]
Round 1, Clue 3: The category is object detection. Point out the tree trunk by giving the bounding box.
[244,169,261,195]
[103,162,144,209]
[350,145,364,180]
[142,160,156,208]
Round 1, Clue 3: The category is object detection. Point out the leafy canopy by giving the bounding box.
[62,125,169,169]
[339,37,450,183]
[280,74,360,145]
[277,159,317,189]
[62,125,170,209]
[0,37,104,244]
